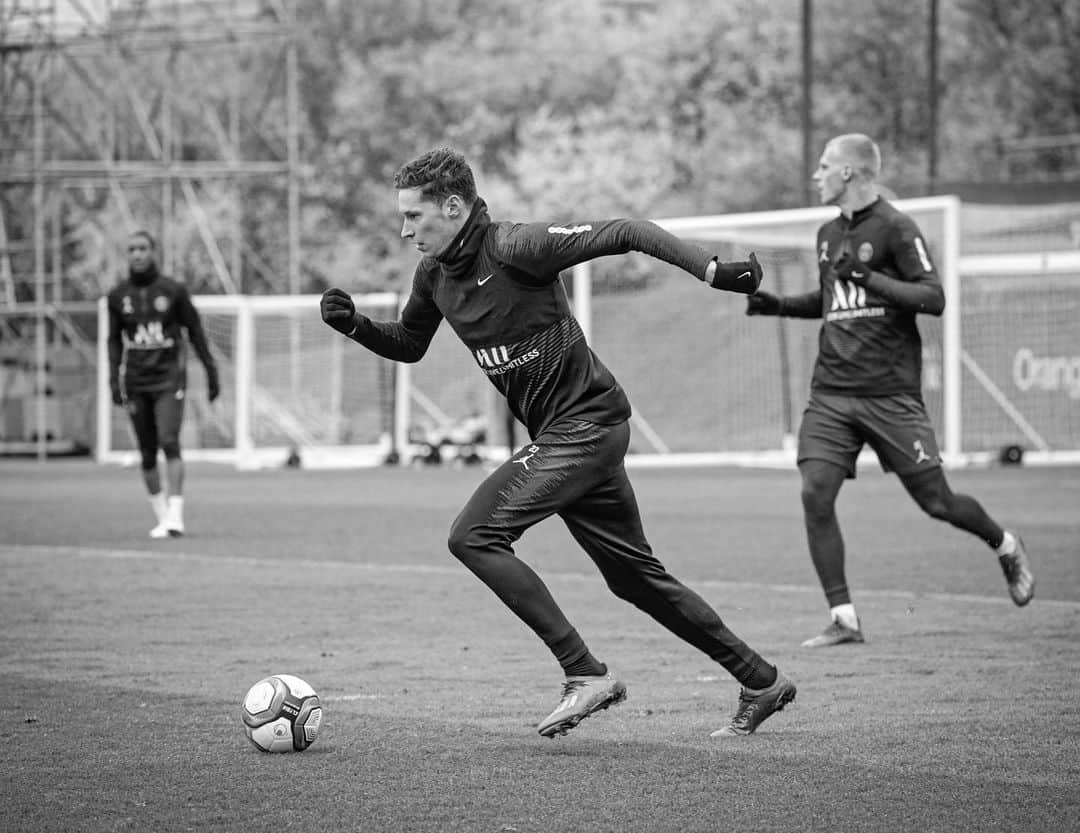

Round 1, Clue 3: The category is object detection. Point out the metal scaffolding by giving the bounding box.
[0,0,301,457]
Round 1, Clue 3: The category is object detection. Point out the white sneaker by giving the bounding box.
[165,497,185,537]
[149,523,170,539]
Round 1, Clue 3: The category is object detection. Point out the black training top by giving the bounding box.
[811,198,940,396]
[106,265,217,395]
[349,199,714,439]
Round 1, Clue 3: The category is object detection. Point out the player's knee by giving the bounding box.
[800,486,834,521]
[605,578,648,605]
[447,519,484,564]
[161,440,181,460]
[917,492,952,520]
[139,446,158,470]
[447,519,517,571]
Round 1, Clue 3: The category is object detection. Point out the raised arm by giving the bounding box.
[746,289,823,319]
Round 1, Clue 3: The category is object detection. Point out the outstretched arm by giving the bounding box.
[500,219,762,294]
[746,289,822,318]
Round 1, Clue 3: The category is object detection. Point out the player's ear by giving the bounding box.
[842,166,853,182]
[445,195,462,219]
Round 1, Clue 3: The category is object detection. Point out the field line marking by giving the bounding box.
[4,543,1078,610]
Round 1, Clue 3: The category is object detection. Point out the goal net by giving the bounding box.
[95,292,406,469]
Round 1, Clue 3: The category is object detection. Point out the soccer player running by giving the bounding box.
[106,230,220,538]
[321,147,796,738]
[746,133,1035,648]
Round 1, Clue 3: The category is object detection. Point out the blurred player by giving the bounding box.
[746,133,1035,647]
[106,230,220,538]
[322,147,795,738]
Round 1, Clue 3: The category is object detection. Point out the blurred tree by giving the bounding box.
[15,0,1076,296]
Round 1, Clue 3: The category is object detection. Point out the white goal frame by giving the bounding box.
[96,292,410,469]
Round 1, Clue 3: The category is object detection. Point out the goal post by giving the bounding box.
[96,292,409,469]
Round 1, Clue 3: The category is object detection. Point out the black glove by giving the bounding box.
[746,290,782,316]
[321,288,359,336]
[833,252,869,284]
[708,252,763,295]
[207,371,221,403]
[110,383,124,406]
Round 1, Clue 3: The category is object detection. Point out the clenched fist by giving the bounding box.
[746,290,782,316]
[321,288,358,336]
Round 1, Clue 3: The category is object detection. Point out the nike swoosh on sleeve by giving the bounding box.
[478,274,494,286]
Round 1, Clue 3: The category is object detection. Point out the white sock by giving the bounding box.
[149,492,168,524]
[167,495,184,527]
[996,530,1016,556]
[830,603,859,630]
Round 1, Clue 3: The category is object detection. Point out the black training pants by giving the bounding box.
[447,418,763,680]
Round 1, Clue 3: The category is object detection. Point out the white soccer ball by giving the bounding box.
[241,674,323,753]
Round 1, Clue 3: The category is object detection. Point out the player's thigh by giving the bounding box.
[559,464,660,580]
[126,392,159,450]
[152,388,186,449]
[857,393,941,476]
[797,392,863,478]
[452,420,627,538]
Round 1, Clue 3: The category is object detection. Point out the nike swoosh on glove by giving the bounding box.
[709,252,763,294]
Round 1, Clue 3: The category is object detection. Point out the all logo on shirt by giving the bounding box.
[473,344,541,376]
[831,280,866,311]
[130,321,173,347]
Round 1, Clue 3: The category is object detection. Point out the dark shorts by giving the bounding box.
[797,390,941,478]
[126,388,186,457]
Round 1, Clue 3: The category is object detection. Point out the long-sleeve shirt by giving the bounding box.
[783,198,944,396]
[349,199,714,439]
[106,267,218,395]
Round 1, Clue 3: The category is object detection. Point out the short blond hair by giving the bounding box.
[829,134,882,181]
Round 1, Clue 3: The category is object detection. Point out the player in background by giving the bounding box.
[106,230,220,538]
[745,133,1035,647]
[322,147,796,738]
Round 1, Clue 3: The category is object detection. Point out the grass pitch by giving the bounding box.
[2,460,1078,832]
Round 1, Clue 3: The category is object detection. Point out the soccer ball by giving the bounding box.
[241,674,323,753]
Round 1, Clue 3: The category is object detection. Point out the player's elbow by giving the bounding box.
[397,343,427,363]
[912,284,945,316]
[923,288,946,316]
